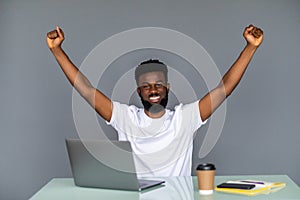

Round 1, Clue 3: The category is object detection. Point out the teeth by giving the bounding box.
[150,96,160,100]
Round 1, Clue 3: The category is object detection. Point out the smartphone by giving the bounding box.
[217,183,255,190]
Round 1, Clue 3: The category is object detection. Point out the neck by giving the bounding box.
[144,109,166,119]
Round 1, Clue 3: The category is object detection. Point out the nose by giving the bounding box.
[149,84,158,93]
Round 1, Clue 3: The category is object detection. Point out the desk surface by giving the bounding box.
[30,175,300,200]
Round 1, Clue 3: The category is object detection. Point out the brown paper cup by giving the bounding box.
[196,163,216,195]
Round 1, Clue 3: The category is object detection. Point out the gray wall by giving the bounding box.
[1,0,299,199]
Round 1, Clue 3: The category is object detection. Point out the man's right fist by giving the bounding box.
[47,30,59,39]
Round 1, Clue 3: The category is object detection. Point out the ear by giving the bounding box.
[166,83,170,92]
[137,87,143,98]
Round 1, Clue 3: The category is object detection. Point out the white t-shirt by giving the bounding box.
[107,100,206,177]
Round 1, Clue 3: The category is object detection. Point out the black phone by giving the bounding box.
[217,183,255,190]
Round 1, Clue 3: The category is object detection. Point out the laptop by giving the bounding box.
[65,139,165,191]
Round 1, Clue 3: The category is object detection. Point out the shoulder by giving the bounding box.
[174,100,204,123]
[109,101,142,125]
[174,101,199,111]
[112,101,139,111]
[112,101,144,117]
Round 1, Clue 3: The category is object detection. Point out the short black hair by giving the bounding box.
[135,59,168,85]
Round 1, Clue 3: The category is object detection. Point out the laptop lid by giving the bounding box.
[65,139,164,191]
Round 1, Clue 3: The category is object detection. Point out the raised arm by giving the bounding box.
[199,24,264,121]
[46,26,112,121]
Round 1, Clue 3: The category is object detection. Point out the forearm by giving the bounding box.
[50,47,94,97]
[220,44,257,97]
[199,25,263,121]
[46,27,113,121]
[199,44,257,121]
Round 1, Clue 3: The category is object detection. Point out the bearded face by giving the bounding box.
[137,71,169,114]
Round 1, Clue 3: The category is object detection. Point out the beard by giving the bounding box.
[139,89,169,114]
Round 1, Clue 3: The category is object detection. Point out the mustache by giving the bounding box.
[148,93,160,98]
[138,90,169,113]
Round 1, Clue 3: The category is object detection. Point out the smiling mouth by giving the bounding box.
[149,95,160,103]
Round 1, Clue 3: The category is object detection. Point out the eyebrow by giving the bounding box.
[140,80,165,85]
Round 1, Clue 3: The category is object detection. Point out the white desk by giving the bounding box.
[30,175,300,200]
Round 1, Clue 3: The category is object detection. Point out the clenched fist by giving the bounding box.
[46,26,64,50]
[243,24,264,47]
[47,29,59,39]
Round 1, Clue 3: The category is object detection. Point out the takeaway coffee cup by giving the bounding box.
[196,163,216,195]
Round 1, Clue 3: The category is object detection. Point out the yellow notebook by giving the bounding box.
[215,180,286,196]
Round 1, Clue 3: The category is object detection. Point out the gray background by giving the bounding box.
[1,0,299,199]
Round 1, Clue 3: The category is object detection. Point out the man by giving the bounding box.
[46,25,263,177]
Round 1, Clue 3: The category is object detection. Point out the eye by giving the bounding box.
[142,85,150,89]
[155,83,163,88]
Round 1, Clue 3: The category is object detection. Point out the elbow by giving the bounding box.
[219,81,235,99]
[78,86,95,103]
[215,83,233,100]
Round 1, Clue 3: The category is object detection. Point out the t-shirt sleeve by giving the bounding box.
[181,100,207,132]
[105,101,136,141]
[106,101,127,129]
